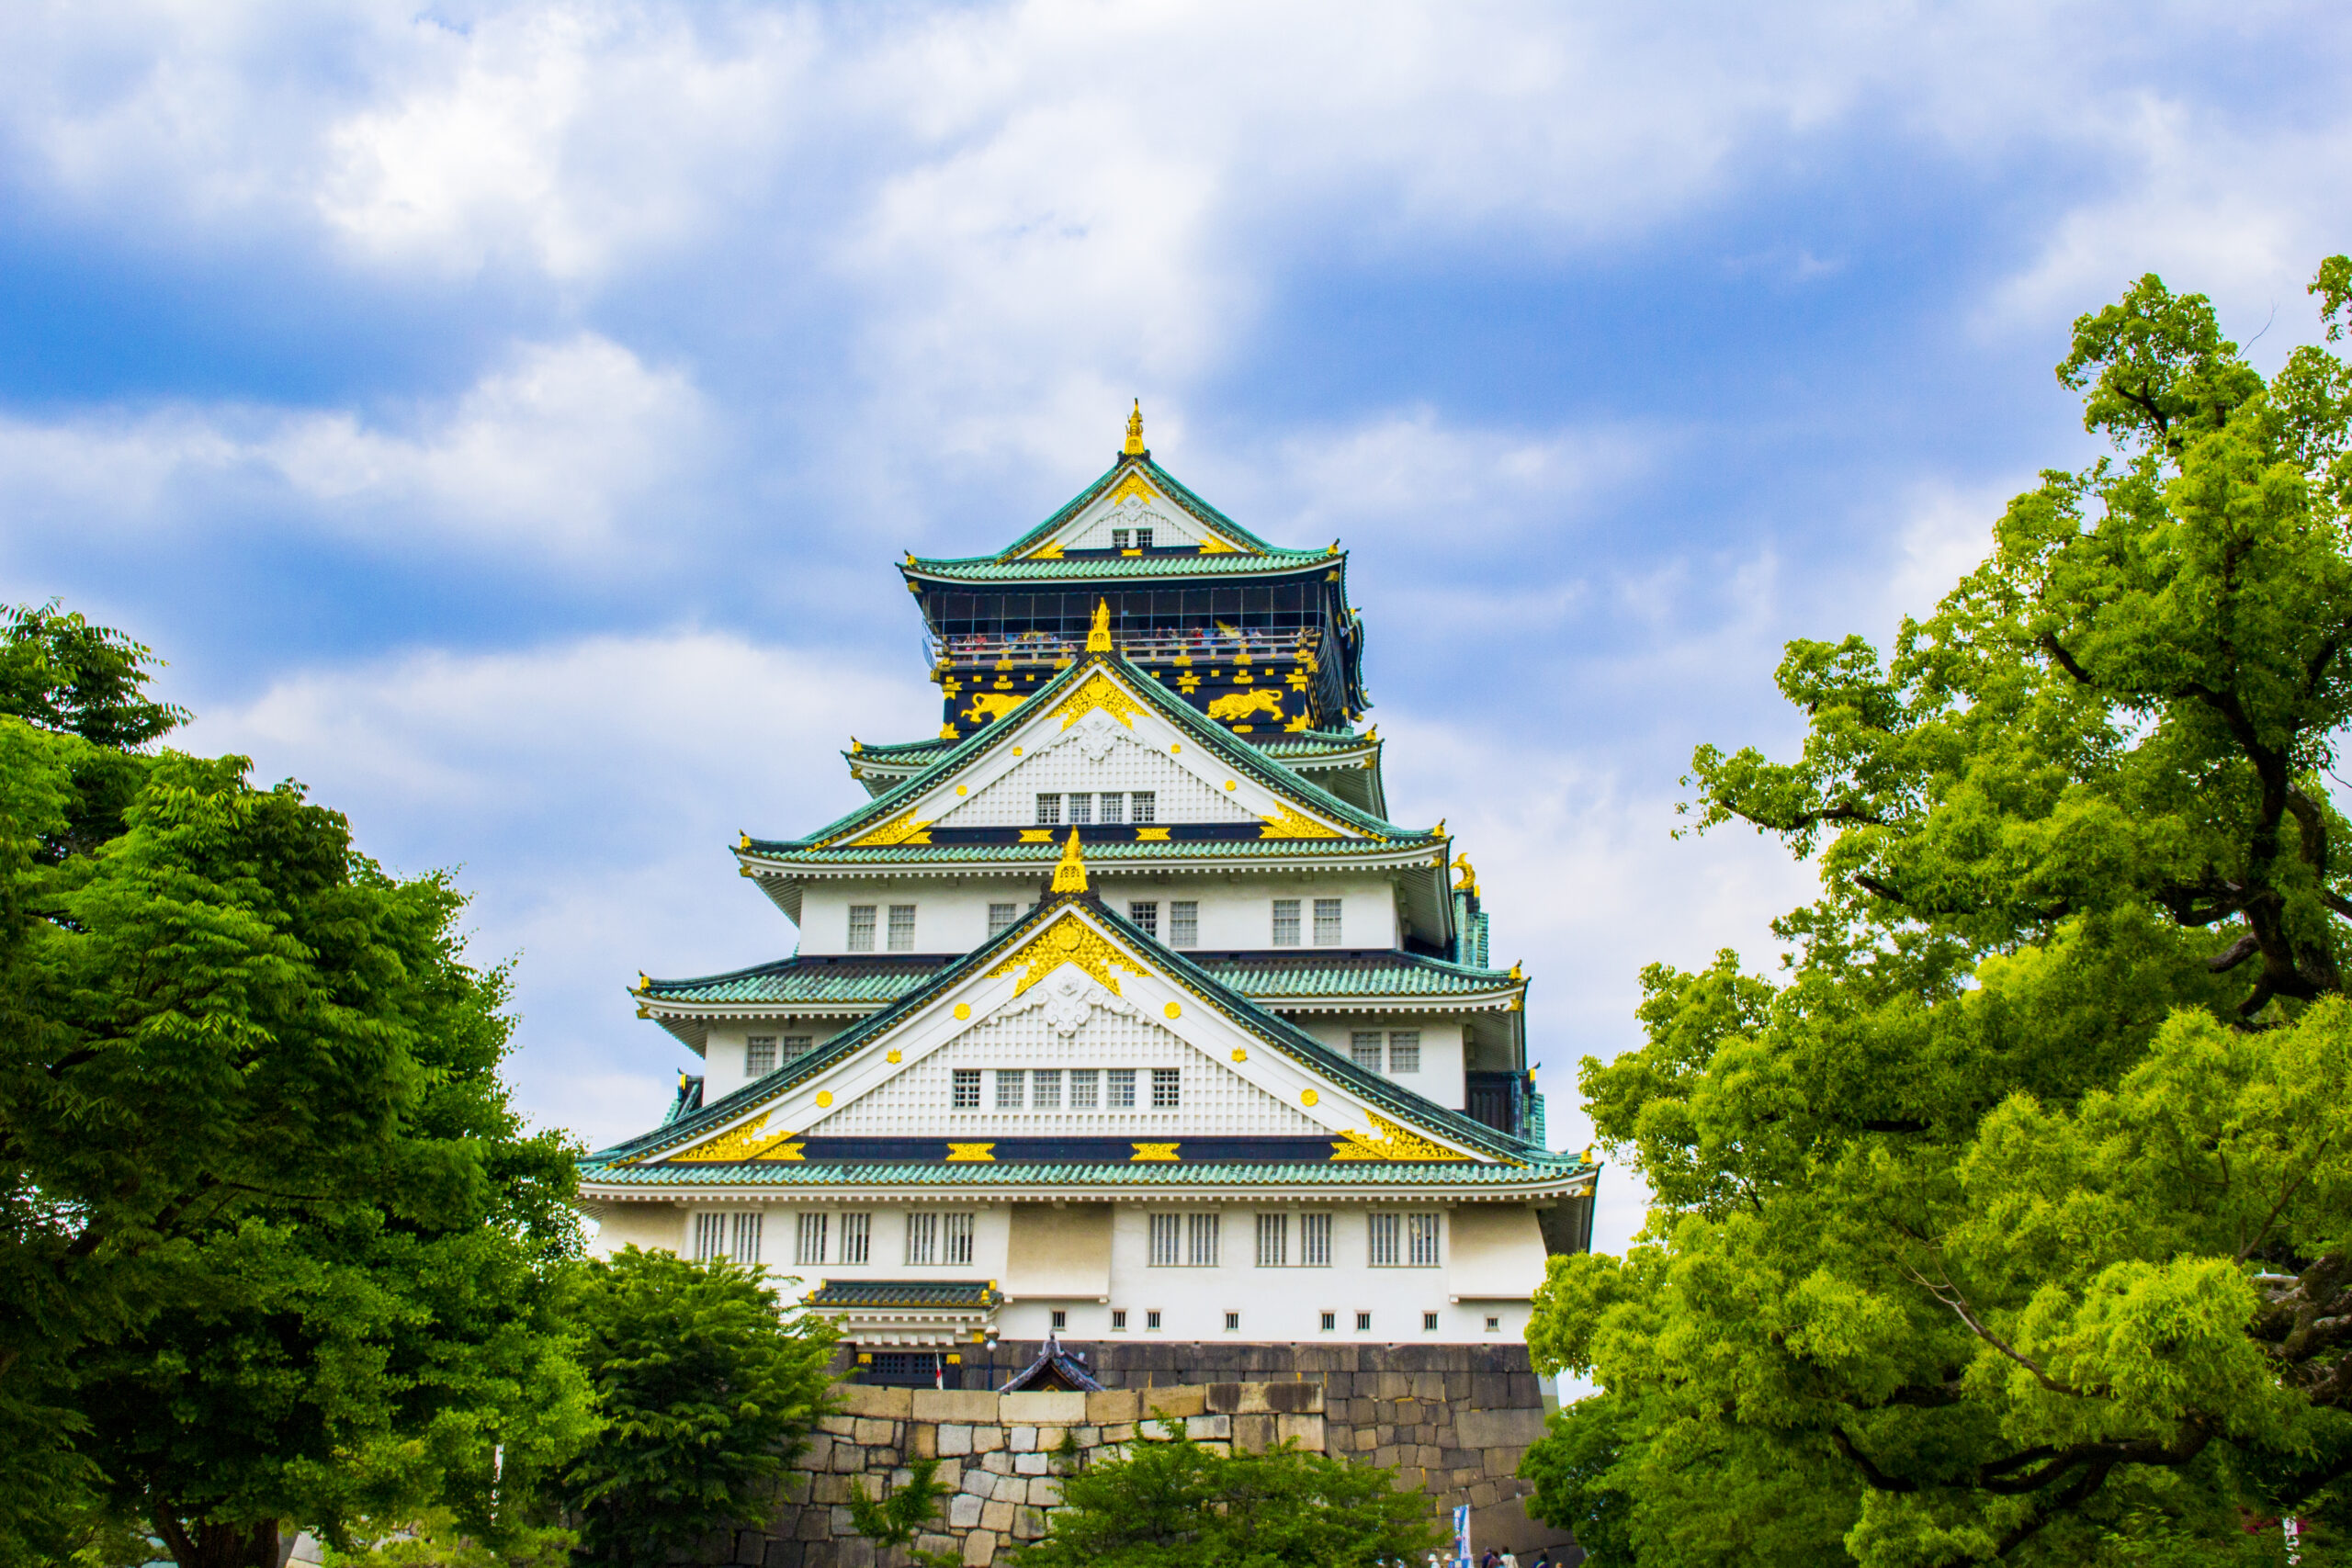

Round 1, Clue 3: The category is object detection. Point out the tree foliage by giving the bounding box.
[1522,260,2352,1565]
[555,1247,837,1568]
[1012,1417,1440,1568]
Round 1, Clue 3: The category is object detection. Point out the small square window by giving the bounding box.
[1485,1315,1501,1334]
[1051,1309,1068,1331]
[1350,1031,1383,1072]
[746,1036,777,1076]
[1356,1311,1372,1332]
[1129,900,1159,937]
[1111,528,1130,550]
[1272,898,1301,946]
[1033,1068,1063,1110]
[1320,1311,1337,1332]
[1112,1309,1127,1331]
[783,1034,812,1061]
[1168,898,1195,946]
[1099,792,1124,824]
[1069,1068,1100,1109]
[1067,793,1092,825]
[848,905,876,952]
[951,1069,980,1109]
[996,1069,1025,1110]
[1387,1031,1420,1073]
[887,904,916,952]
[1151,1067,1181,1108]
[1147,1309,1162,1331]
[1423,1312,1440,1332]
[1225,1311,1240,1332]
[1313,897,1342,945]
[1131,791,1157,824]
[1036,794,1061,825]
[988,901,1019,936]
[1135,527,1154,549]
[1107,1068,1136,1108]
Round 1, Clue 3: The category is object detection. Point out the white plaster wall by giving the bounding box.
[1295,1016,1466,1110]
[797,880,1043,956]
[794,874,1399,957]
[584,1202,688,1258]
[702,1021,850,1100]
[1054,494,1209,551]
[933,730,1257,829]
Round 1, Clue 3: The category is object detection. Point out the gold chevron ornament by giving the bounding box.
[1259,804,1347,840]
[674,1112,806,1163]
[1329,1112,1469,1163]
[986,908,1152,997]
[1051,670,1146,731]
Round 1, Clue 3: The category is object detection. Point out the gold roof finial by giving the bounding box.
[1052,829,1090,894]
[1124,399,1145,457]
[1451,853,1477,895]
[1087,597,1113,653]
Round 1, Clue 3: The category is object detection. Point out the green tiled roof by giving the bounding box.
[582,1159,1593,1190]
[907,551,1333,581]
[804,1279,1002,1309]
[851,739,956,762]
[1247,728,1375,759]
[644,955,944,1006]
[744,838,1430,867]
[643,951,1520,1007]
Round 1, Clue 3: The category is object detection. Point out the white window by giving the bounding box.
[1356,1311,1372,1332]
[1272,898,1301,946]
[1301,1213,1332,1268]
[1131,791,1157,824]
[1387,1031,1420,1073]
[1368,1213,1400,1268]
[693,1212,763,1265]
[795,1212,829,1266]
[1486,1314,1501,1333]
[1255,1213,1288,1268]
[1108,1068,1136,1108]
[887,905,916,952]
[1033,1068,1062,1110]
[1151,1067,1181,1108]
[1036,794,1060,825]
[1313,898,1343,945]
[944,1212,975,1267]
[1225,1311,1240,1331]
[848,905,876,952]
[1099,792,1124,824]
[1051,1309,1068,1330]
[905,1213,939,1266]
[1067,793,1093,825]
[1147,1309,1162,1330]
[783,1034,812,1061]
[1135,527,1154,549]
[1424,1312,1440,1332]
[1112,1309,1127,1330]
[841,1213,872,1266]
[1188,1213,1220,1267]
[1169,898,1195,946]
[1408,1213,1442,1267]
[1320,1311,1336,1331]
[996,1069,1025,1109]
[1111,527,1130,550]
[988,902,1019,935]
[1148,1213,1181,1267]
[1129,900,1159,936]
[1069,1068,1100,1109]
[1350,1031,1384,1072]
[952,1069,980,1109]
[746,1036,777,1076]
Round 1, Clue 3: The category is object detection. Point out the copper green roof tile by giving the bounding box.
[578,1159,1591,1189]
[803,1279,1002,1309]
[644,950,1516,1007]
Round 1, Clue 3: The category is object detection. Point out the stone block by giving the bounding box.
[1485,1446,1524,1477]
[833,1384,912,1420]
[1138,1419,1176,1442]
[811,1473,852,1505]
[972,1426,1006,1453]
[1415,1444,1442,1469]
[803,1434,834,1470]
[1030,1476,1064,1506]
[1204,1382,1242,1413]
[1144,1386,1206,1418]
[959,1468,993,1496]
[780,1472,813,1506]
[834,1541,874,1568]
[990,1473,1024,1503]
[1073,1425,1100,1446]
[912,1388,1001,1424]
[1009,1425,1037,1453]
[827,1506,857,1538]
[911,1426,937,1461]
[1233,1414,1277,1454]
[1184,1414,1231,1440]
[1374,1445,1401,1470]
[938,1424,973,1457]
[948,1495,985,1529]
[1470,1371,1510,1410]
[831,1445,862,1473]
[1096,1441,1130,1463]
[737,1529,768,1564]
[1196,1441,1231,1456]
[852,1417,895,1446]
[1353,1427,1379,1452]
[914,1535,956,1563]
[1278,1414,1326,1451]
[820,1415,859,1438]
[1085,1388,1141,1425]
[979,1450,1013,1475]
[1013,1452,1048,1475]
[1454,1406,1546,1450]
[961,1530,998,1567]
[1012,1506,1047,1541]
[980,1500,1015,1533]
[1469,1480,1502,1509]
[762,1542,804,1568]
[1266,1382,1321,1414]
[796,1509,830,1542]
[799,1547,835,1568]
[1102,1423,1136,1443]
[1000,1390,1086,1425]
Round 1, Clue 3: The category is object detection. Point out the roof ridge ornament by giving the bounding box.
[1087,597,1113,652]
[1052,829,1090,893]
[1124,399,1145,457]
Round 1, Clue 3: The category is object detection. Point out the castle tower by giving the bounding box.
[578,410,1599,1399]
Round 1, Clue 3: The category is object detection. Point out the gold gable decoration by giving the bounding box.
[1108,470,1156,507]
[846,812,933,848]
[673,1112,806,1163]
[986,910,1152,998]
[1259,804,1348,840]
[1051,671,1146,731]
[1329,1112,1470,1164]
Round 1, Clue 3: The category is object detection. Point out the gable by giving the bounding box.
[932,706,1260,829]
[1024,470,1253,558]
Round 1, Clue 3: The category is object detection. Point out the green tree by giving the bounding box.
[557,1247,837,1568]
[846,1452,959,1568]
[1012,1416,1439,1568]
[1522,260,2352,1565]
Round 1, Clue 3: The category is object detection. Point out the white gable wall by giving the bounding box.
[933,725,1257,829]
[1048,490,1214,551]
[702,1021,852,1100]
[794,874,1400,956]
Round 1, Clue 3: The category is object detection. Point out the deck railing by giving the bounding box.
[926,626,1325,668]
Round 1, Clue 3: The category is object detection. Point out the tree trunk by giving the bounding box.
[154,1514,280,1568]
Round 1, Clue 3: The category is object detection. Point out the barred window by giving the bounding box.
[888,904,916,952]
[1255,1213,1288,1268]
[944,1212,975,1267]
[1169,898,1195,946]
[1387,1031,1420,1073]
[1188,1213,1220,1267]
[784,1034,812,1061]
[1151,1067,1182,1108]
[1368,1212,1401,1268]
[1301,1213,1332,1268]
[1424,1312,1440,1332]
[1135,528,1154,549]
[1036,794,1061,825]
[1108,1068,1136,1109]
[848,905,876,952]
[951,1069,980,1109]
[1408,1213,1442,1267]
[1069,1068,1099,1109]
[1067,793,1093,825]
[1111,528,1130,549]
[1225,1311,1240,1331]
[996,1069,1025,1110]
[1272,898,1301,946]
[1147,1309,1162,1330]
[904,1213,939,1266]
[746,1036,777,1076]
[840,1212,872,1265]
[1131,791,1157,824]
[1033,1068,1062,1110]
[1313,897,1343,945]
[1320,1310,1337,1331]
[795,1212,829,1266]
[1099,792,1124,824]
[1128,900,1158,937]
[694,1212,763,1264]
[1357,1311,1373,1332]
[988,902,1019,936]
[1148,1213,1181,1267]
[1112,1309,1127,1330]
[1350,1031,1384,1072]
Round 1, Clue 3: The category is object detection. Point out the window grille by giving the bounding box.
[1486,1315,1501,1333]
[746,1036,777,1076]
[1255,1213,1288,1268]
[1356,1311,1372,1332]
[1320,1311,1337,1331]
[692,1213,725,1261]
[887,905,916,952]
[1407,1213,1441,1267]
[1108,1068,1136,1108]
[1151,1067,1181,1108]
[1272,898,1301,946]
[944,1212,975,1267]
[1313,897,1342,945]
[1111,528,1130,549]
[1147,1309,1161,1330]
[904,1213,939,1266]
[1051,1309,1067,1330]
[848,905,876,952]
[988,902,1019,935]
[951,1069,980,1109]
[1131,791,1156,823]
[1368,1213,1401,1268]
[1035,794,1060,825]
[1225,1311,1240,1331]
[1128,900,1158,937]
[1112,1309,1127,1330]
[841,1213,872,1265]
[1187,1213,1220,1267]
[784,1034,812,1061]
[1168,898,1195,946]
[1350,1031,1384,1072]
[1135,527,1153,549]
[733,1213,762,1262]
[996,1069,1025,1110]
[1069,1068,1099,1109]
[795,1212,828,1266]
[1300,1213,1332,1267]
[1424,1312,1440,1332]
[1032,1068,1062,1110]
[1099,793,1124,824]
[1067,793,1092,825]
[1387,1031,1420,1073]
[1148,1213,1180,1267]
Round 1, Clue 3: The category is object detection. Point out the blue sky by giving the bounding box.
[4,0,2348,1254]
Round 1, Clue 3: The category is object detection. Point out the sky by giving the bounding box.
[4,0,2349,1259]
